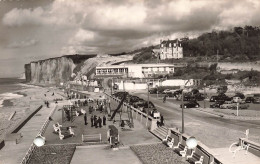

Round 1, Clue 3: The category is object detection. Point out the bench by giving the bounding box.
[187,150,204,164]
[53,123,62,132]
[58,128,74,140]
[162,135,174,148]
[173,143,186,156]
[82,134,101,143]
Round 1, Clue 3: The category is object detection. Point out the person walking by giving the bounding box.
[84,113,87,125]
[163,95,166,103]
[98,117,102,128]
[91,115,94,127]
[160,115,164,126]
[103,115,106,126]
[94,115,98,128]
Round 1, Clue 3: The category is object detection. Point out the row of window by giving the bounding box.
[96,68,128,74]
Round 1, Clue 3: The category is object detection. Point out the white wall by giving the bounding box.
[128,65,143,78]
[116,82,147,90]
[160,79,194,86]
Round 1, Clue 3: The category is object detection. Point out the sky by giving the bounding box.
[0,0,260,78]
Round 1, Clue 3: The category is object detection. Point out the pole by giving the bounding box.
[147,84,150,115]
[111,78,113,95]
[237,103,239,116]
[204,83,206,108]
[156,86,158,99]
[182,90,184,133]
[123,80,125,92]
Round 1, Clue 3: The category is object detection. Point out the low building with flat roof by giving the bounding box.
[95,63,174,78]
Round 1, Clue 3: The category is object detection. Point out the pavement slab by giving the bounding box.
[70,145,142,164]
[212,147,260,164]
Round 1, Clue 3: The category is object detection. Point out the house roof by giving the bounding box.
[161,39,181,47]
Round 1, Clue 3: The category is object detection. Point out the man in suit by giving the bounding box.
[84,113,87,125]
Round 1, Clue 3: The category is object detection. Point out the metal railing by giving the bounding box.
[20,105,58,164]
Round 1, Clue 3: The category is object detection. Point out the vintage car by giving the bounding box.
[220,101,235,109]
[180,101,200,108]
[231,103,249,109]
[245,97,254,103]
[210,100,225,108]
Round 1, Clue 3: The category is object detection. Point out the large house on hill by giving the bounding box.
[159,39,183,60]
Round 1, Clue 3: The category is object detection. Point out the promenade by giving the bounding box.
[1,88,259,164]
[0,103,57,164]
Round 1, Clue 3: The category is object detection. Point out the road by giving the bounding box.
[131,91,260,148]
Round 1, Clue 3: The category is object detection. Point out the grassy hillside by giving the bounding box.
[182,26,260,62]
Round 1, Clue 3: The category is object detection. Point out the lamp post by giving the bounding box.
[236,102,239,116]
[156,85,158,99]
[181,89,184,133]
[111,78,113,95]
[147,83,150,114]
[204,83,206,108]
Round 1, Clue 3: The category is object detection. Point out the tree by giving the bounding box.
[209,63,217,73]
[235,92,245,99]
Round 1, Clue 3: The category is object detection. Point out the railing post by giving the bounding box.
[146,116,148,127]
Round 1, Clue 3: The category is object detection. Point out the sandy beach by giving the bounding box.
[0,84,65,141]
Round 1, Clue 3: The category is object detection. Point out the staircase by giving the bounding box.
[150,126,169,140]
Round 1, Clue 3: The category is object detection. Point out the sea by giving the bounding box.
[0,78,26,108]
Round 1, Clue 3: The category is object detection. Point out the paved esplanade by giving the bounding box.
[130,91,260,163]
[0,103,58,164]
[212,148,260,164]
[132,92,260,147]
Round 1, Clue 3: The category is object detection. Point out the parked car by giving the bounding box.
[163,89,172,94]
[166,92,176,97]
[180,101,200,108]
[245,97,254,103]
[183,95,193,101]
[149,88,158,94]
[210,96,218,102]
[231,103,249,109]
[210,95,232,102]
[232,96,243,103]
[194,93,205,101]
[253,97,260,104]
[253,94,260,104]
[220,101,235,109]
[210,100,225,108]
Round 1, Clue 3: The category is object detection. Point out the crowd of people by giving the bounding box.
[89,115,107,128]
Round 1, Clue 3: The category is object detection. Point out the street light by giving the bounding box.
[236,102,239,116]
[186,136,198,149]
[204,83,206,109]
[33,135,46,147]
[181,88,185,133]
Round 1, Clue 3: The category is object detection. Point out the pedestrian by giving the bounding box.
[103,115,106,125]
[98,117,102,128]
[94,115,98,128]
[89,106,92,114]
[84,113,87,125]
[52,92,54,96]
[91,115,94,127]
[46,101,49,108]
[163,95,166,103]
[160,115,164,126]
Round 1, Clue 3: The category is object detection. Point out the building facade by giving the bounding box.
[160,39,183,60]
[95,64,174,78]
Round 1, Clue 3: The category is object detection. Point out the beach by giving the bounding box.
[0,82,65,141]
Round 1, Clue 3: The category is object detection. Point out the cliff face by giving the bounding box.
[27,57,76,84]
[25,54,133,84]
